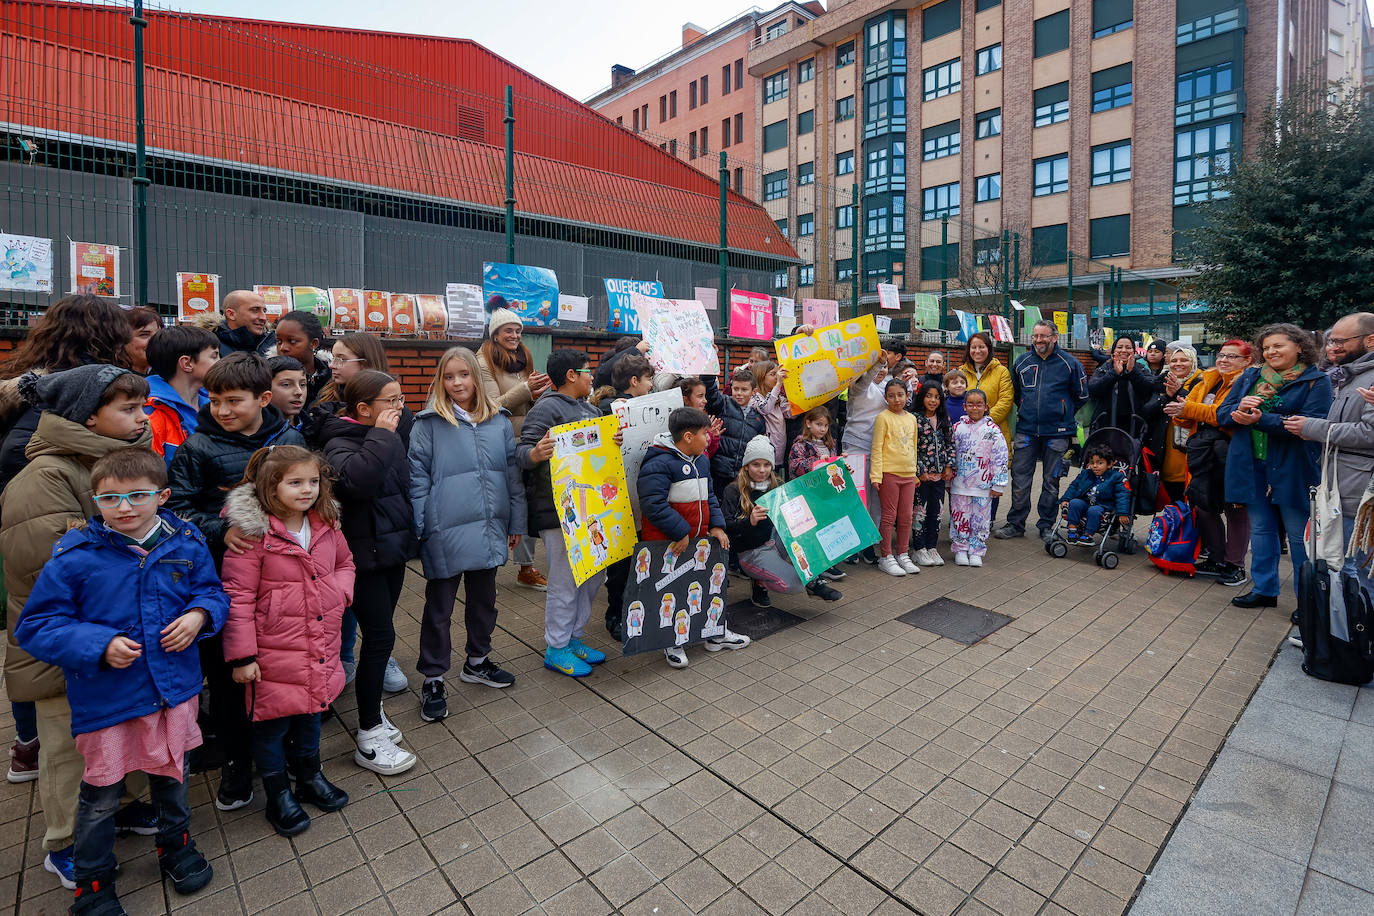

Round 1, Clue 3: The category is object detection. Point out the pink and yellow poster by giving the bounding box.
[801,298,838,327]
[328,288,364,332]
[69,242,118,298]
[728,289,773,340]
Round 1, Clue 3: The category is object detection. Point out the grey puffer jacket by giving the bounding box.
[1302,349,1374,517]
[410,406,527,578]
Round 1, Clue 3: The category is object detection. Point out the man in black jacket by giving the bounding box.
[215,290,276,358]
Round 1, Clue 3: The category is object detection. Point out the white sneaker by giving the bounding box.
[664,646,688,668]
[379,708,402,744]
[382,656,408,693]
[705,628,751,652]
[896,553,921,575]
[355,725,416,775]
[969,555,983,567]
[878,555,907,577]
[929,550,945,566]
[915,549,937,567]
[954,551,970,566]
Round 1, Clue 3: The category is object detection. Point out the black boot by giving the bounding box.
[71,875,127,915]
[289,756,349,812]
[261,772,310,837]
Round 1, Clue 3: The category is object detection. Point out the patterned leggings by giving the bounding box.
[949,494,993,558]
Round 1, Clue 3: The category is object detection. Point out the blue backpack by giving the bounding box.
[1147,502,1199,575]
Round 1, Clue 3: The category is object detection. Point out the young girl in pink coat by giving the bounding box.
[221,445,356,838]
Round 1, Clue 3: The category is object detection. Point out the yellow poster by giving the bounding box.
[1053,311,1068,335]
[774,314,881,415]
[549,414,635,585]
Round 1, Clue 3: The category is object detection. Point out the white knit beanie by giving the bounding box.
[488,307,522,335]
[741,435,774,468]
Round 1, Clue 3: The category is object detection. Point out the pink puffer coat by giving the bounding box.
[220,484,356,721]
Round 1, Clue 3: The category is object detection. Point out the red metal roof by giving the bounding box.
[3,2,796,260]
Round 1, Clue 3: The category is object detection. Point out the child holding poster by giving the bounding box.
[748,361,789,464]
[871,380,920,577]
[949,390,1008,567]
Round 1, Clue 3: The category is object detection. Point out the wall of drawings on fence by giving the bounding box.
[620,539,730,656]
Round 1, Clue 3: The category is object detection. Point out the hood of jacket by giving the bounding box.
[145,374,204,427]
[0,373,29,428]
[215,322,274,355]
[314,412,370,444]
[1332,348,1374,389]
[194,402,294,449]
[222,482,338,540]
[24,410,153,463]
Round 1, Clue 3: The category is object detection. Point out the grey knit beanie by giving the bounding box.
[18,364,134,424]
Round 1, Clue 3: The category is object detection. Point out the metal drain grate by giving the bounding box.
[725,601,806,642]
[896,598,1012,645]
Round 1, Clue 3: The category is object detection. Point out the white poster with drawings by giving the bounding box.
[0,234,53,293]
[610,387,684,525]
[775,296,797,335]
[557,294,588,323]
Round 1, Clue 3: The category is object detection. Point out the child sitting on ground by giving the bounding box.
[638,407,746,668]
[1059,445,1132,544]
[16,447,228,912]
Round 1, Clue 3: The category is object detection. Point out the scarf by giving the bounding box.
[1248,363,1306,461]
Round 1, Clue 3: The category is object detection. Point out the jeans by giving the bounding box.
[340,609,357,666]
[252,714,321,775]
[512,534,536,567]
[12,701,37,743]
[914,480,944,550]
[1066,499,1105,533]
[877,474,916,557]
[1246,496,1309,599]
[74,769,191,881]
[418,567,499,678]
[352,565,405,731]
[1006,435,1072,534]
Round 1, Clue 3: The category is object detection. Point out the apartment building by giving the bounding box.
[746,0,1370,336]
[586,3,824,202]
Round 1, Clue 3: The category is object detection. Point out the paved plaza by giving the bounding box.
[0,527,1308,915]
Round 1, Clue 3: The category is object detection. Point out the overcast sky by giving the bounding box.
[165,0,1374,102]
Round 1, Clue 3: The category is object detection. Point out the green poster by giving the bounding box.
[757,463,880,584]
[912,293,939,329]
[1022,304,1044,333]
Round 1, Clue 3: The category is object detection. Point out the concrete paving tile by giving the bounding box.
[1131,819,1305,916]
[1253,647,1359,720]
[1311,782,1374,893]
[664,858,732,912]
[1333,720,1374,788]
[1296,869,1374,916]
[1226,693,1347,777]
[1188,748,1330,865]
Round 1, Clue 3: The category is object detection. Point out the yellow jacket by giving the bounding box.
[870,409,918,481]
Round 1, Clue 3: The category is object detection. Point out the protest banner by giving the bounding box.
[729,289,773,340]
[1053,311,1068,335]
[175,273,220,322]
[0,233,52,293]
[775,296,797,335]
[69,241,118,297]
[484,262,559,327]
[549,415,635,585]
[558,294,588,323]
[774,314,880,414]
[388,294,417,336]
[255,285,292,325]
[811,454,868,507]
[1022,304,1044,331]
[415,294,447,339]
[633,294,720,376]
[362,291,390,333]
[758,463,879,584]
[605,278,664,333]
[801,298,838,327]
[1073,313,1089,344]
[443,282,486,338]
[912,293,940,329]
[326,288,363,332]
[877,283,900,310]
[291,287,331,323]
[609,387,683,525]
[620,539,730,657]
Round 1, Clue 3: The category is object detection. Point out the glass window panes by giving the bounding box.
[773,269,789,291]
[865,13,906,67]
[799,161,815,185]
[836,258,854,281]
[764,170,788,201]
[923,58,962,100]
[764,71,789,103]
[1033,154,1069,195]
[836,204,854,228]
[923,0,960,41]
[976,173,1001,202]
[866,76,907,124]
[776,218,789,238]
[837,41,855,67]
[836,95,856,120]
[976,108,1002,138]
[799,213,815,236]
[1177,7,1241,45]
[976,43,1003,75]
[799,58,815,82]
[799,265,815,286]
[1093,0,1133,38]
[1032,224,1068,265]
[922,181,960,220]
[974,236,1001,265]
[836,151,855,175]
[1091,63,1133,111]
[1035,10,1071,57]
[1174,120,1234,204]
[922,120,960,161]
[1090,214,1131,258]
[1091,140,1132,185]
[763,120,788,153]
[976,0,1002,10]
[1176,62,1238,123]
[799,110,815,135]
[1034,82,1070,127]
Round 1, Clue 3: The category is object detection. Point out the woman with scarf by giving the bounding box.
[1142,344,1205,506]
[1218,324,1332,608]
[1166,340,1254,587]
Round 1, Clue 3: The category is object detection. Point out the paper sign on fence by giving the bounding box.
[548,415,635,585]
[955,310,979,342]
[326,289,363,332]
[989,314,1013,343]
[484,262,559,327]
[363,291,390,334]
[415,294,447,338]
[610,388,684,525]
[775,297,797,335]
[176,273,220,322]
[877,283,900,310]
[255,286,292,325]
[558,294,588,323]
[912,293,940,329]
[633,294,720,376]
[70,242,118,298]
[693,286,718,311]
[874,315,892,333]
[605,278,664,333]
[388,294,417,336]
[729,289,773,340]
[774,314,880,414]
[443,283,486,338]
[0,234,52,293]
[291,287,332,324]
[801,298,838,327]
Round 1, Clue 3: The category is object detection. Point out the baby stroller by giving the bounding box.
[1044,423,1142,569]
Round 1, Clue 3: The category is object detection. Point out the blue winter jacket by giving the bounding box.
[637,433,726,542]
[143,374,208,467]
[1061,467,1132,517]
[1218,365,1333,510]
[409,406,527,579]
[14,510,229,736]
[1012,345,1089,437]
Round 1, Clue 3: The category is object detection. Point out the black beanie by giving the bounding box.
[18,365,135,425]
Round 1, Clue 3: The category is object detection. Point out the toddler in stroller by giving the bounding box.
[1047,441,1137,568]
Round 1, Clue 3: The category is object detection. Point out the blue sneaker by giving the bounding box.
[44,845,76,890]
[567,638,606,665]
[543,645,592,678]
[115,800,159,836]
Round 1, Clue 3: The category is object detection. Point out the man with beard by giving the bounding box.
[994,320,1088,542]
[215,290,276,358]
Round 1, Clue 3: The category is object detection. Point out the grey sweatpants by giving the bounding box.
[541,527,607,649]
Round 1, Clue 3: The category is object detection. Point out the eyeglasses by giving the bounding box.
[330,356,365,367]
[1325,333,1373,346]
[574,368,593,375]
[1215,352,1245,361]
[94,490,161,509]
[370,395,405,406]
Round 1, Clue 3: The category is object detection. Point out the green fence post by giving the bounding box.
[504,86,515,264]
[719,152,729,335]
[1066,251,1074,323]
[851,183,859,318]
[131,0,149,306]
[1001,229,1011,323]
[940,215,949,328]
[1011,232,1021,336]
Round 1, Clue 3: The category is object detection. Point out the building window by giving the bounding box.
[1092,64,1133,111]
[974,236,1001,265]
[836,204,854,228]
[776,218,789,239]
[764,170,789,201]
[1177,7,1241,46]
[764,71,789,103]
[723,65,732,95]
[1091,140,1132,185]
[975,108,1002,138]
[689,131,697,158]
[722,118,731,148]
[670,139,677,156]
[763,120,788,153]
[701,75,708,105]
[922,0,960,41]
[799,161,815,185]
[700,126,708,154]
[976,43,1003,75]
[922,120,960,161]
[734,113,743,142]
[659,95,667,122]
[733,167,743,192]
[798,109,815,135]
[1035,10,1071,57]
[773,269,789,291]
[1034,82,1070,127]
[1093,0,1133,38]
[1329,29,1345,55]
[865,195,906,239]
[799,58,815,83]
[632,109,639,132]
[923,58,962,100]
[864,138,905,185]
[1033,153,1069,196]
[865,13,907,68]
[976,0,1001,8]
[690,81,697,110]
[865,75,907,125]
[669,91,677,118]
[766,19,788,41]
[922,181,960,220]
[735,59,743,90]
[799,213,815,236]
[837,41,855,67]
[836,151,855,175]
[1032,224,1068,265]
[1090,214,1131,258]
[837,258,855,281]
[1176,62,1238,124]
[976,173,1001,202]
[799,265,815,286]
[1174,120,1234,204]
[836,95,855,120]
